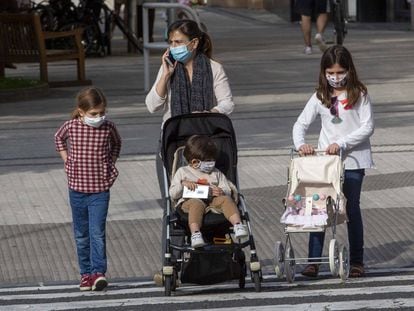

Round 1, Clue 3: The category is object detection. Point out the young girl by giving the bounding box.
[54,87,122,291]
[169,135,248,248]
[292,45,374,278]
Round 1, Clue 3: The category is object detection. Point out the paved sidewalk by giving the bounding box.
[0,7,414,286]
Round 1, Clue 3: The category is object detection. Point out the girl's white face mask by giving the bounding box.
[84,115,106,128]
[326,72,348,88]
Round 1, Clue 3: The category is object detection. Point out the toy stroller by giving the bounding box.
[274,149,350,282]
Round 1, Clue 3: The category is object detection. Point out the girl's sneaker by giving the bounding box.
[191,231,206,248]
[79,274,92,291]
[91,272,108,291]
[234,223,248,239]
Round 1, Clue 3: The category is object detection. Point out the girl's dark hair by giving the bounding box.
[183,135,218,162]
[317,45,367,108]
[71,87,107,119]
[168,19,212,58]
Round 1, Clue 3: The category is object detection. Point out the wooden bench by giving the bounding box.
[0,13,91,87]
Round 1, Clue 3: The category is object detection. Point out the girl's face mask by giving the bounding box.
[326,72,348,88]
[84,115,106,128]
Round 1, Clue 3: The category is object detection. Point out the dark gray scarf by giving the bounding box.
[170,53,214,117]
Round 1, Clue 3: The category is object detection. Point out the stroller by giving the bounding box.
[160,113,262,296]
[274,149,350,283]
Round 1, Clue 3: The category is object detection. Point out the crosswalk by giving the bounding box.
[1,269,414,310]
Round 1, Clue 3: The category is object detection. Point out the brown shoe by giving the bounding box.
[349,264,365,278]
[301,264,319,277]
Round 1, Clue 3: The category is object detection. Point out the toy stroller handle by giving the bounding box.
[291,148,343,159]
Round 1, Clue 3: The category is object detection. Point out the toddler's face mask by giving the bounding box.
[198,160,215,173]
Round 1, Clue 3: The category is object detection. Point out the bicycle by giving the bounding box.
[329,0,347,45]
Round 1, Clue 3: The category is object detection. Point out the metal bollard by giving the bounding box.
[142,2,201,92]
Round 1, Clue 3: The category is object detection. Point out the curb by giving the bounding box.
[0,82,49,103]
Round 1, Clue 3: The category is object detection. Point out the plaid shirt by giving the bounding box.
[54,118,122,193]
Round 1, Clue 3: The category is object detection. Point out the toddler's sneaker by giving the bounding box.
[315,33,328,52]
[304,46,312,55]
[234,223,248,239]
[79,274,92,291]
[191,231,206,248]
[91,272,108,291]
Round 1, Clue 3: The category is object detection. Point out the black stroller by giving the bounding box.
[160,113,262,296]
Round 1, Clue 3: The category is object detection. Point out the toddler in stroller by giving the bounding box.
[169,135,248,248]
[160,113,262,296]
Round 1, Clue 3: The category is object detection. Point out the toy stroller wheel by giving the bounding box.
[274,241,285,278]
[338,245,350,281]
[164,275,172,296]
[252,271,261,292]
[284,244,296,283]
[329,239,339,277]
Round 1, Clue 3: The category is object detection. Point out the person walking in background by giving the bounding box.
[295,0,329,54]
[293,45,374,278]
[54,87,122,291]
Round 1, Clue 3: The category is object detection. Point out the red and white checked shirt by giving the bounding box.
[54,118,122,193]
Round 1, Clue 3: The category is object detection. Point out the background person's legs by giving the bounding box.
[300,14,313,54]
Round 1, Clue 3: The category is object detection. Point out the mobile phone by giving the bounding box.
[165,52,175,67]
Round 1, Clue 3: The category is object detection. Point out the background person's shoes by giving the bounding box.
[304,46,312,55]
[315,33,328,52]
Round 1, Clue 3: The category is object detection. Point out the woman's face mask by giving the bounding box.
[169,41,193,63]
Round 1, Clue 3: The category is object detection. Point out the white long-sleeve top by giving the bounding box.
[169,165,232,208]
[145,59,234,126]
[293,92,375,170]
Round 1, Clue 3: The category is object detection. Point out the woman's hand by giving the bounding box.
[161,49,176,78]
[325,143,340,155]
[298,144,315,156]
[210,185,224,197]
[182,180,197,191]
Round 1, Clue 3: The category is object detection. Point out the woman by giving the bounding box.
[145,19,234,285]
[145,19,234,124]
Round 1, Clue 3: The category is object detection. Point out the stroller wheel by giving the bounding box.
[164,275,172,296]
[274,241,285,279]
[239,262,246,289]
[329,239,340,277]
[252,271,261,292]
[338,245,350,281]
[284,244,296,283]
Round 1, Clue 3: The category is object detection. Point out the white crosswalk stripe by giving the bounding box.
[0,269,413,310]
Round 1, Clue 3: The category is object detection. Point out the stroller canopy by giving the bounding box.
[161,113,238,185]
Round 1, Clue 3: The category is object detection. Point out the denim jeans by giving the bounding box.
[308,169,365,265]
[69,189,110,275]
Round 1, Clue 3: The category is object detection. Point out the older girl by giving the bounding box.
[292,45,374,278]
